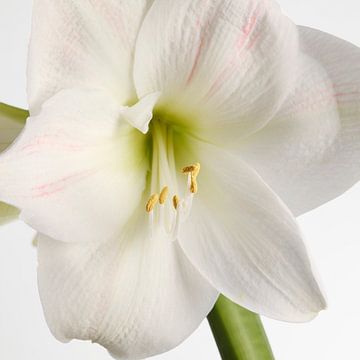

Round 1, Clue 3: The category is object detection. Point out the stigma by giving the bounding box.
[145,162,200,240]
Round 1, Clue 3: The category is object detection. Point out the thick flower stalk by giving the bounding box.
[0,0,359,359]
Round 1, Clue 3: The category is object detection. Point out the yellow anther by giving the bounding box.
[192,162,200,178]
[173,195,180,210]
[182,165,197,173]
[182,162,200,177]
[190,173,198,194]
[159,186,169,204]
[146,193,159,212]
[182,163,200,193]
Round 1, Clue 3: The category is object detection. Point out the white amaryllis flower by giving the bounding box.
[0,0,359,358]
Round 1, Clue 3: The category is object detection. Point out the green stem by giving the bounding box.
[0,102,29,124]
[207,295,274,360]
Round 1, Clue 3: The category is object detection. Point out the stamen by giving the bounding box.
[182,162,200,176]
[146,193,159,212]
[159,186,169,205]
[182,165,197,173]
[172,202,182,240]
[193,162,201,178]
[146,156,200,239]
[190,173,198,194]
[173,195,180,210]
[183,162,200,194]
[148,211,154,237]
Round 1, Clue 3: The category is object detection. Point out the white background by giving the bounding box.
[1,0,360,359]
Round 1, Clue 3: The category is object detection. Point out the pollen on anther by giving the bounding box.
[146,194,159,212]
[193,162,200,178]
[190,174,198,194]
[182,162,200,176]
[159,186,169,204]
[172,195,180,210]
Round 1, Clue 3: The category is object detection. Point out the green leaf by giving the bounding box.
[208,295,275,360]
[0,103,27,223]
[0,102,29,123]
[0,202,20,225]
[0,102,28,152]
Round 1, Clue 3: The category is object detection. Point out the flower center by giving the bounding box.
[145,119,200,240]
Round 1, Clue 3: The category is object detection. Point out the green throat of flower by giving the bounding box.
[144,118,200,239]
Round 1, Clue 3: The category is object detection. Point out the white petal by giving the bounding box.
[28,0,153,114]
[239,27,360,215]
[37,212,218,359]
[176,140,325,322]
[134,0,299,142]
[122,92,161,134]
[0,89,149,243]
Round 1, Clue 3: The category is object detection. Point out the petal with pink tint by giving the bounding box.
[239,27,360,215]
[134,0,299,143]
[28,0,154,114]
[0,89,149,243]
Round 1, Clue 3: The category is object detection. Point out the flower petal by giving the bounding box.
[37,211,218,359]
[122,92,161,134]
[239,27,360,215]
[0,89,149,243]
[28,0,153,114]
[176,139,326,322]
[134,0,299,141]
